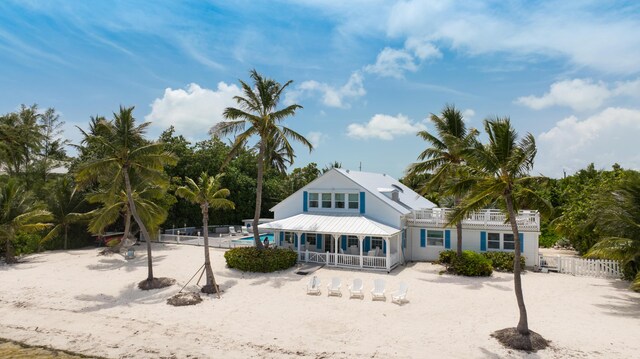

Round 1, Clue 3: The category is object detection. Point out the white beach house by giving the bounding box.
[259,168,540,272]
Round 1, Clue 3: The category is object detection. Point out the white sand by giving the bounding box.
[1,243,638,359]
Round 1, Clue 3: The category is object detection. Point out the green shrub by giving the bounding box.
[224,247,297,272]
[437,249,456,265]
[449,250,493,277]
[482,252,526,272]
[12,232,42,256]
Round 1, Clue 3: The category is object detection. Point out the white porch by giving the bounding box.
[258,213,404,272]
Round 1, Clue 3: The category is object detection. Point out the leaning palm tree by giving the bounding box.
[76,106,177,289]
[451,118,549,351]
[176,172,235,295]
[408,104,478,257]
[212,69,312,249]
[0,179,52,263]
[41,176,88,250]
[587,173,640,291]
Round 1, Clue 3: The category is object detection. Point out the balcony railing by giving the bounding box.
[406,208,540,231]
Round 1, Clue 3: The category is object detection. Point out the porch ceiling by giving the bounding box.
[257,213,401,237]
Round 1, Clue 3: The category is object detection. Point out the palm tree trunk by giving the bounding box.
[505,191,529,335]
[123,169,154,281]
[253,140,265,249]
[5,233,16,264]
[202,203,218,296]
[64,224,68,250]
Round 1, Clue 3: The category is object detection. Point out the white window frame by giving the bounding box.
[347,235,359,248]
[487,232,515,251]
[284,232,295,244]
[306,233,317,246]
[371,237,383,250]
[309,193,319,208]
[426,230,444,247]
[321,193,332,208]
[334,193,346,209]
[348,193,359,210]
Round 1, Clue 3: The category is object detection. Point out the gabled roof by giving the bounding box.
[258,213,401,237]
[334,169,435,215]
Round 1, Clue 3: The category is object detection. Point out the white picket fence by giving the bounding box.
[539,255,622,279]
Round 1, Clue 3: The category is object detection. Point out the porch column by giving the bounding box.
[358,235,364,269]
[296,232,302,262]
[333,234,339,265]
[385,237,391,272]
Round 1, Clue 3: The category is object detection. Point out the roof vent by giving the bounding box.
[391,184,404,193]
[346,169,350,173]
[391,191,399,202]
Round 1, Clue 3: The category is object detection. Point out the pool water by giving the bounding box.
[236,233,275,243]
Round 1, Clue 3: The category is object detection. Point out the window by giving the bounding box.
[427,230,444,246]
[309,193,319,208]
[503,234,515,250]
[334,193,345,208]
[347,235,359,247]
[371,237,383,249]
[321,193,332,208]
[306,233,317,246]
[348,193,359,209]
[488,233,501,249]
[284,232,294,244]
[487,232,515,251]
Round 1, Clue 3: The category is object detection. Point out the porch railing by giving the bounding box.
[300,250,391,270]
[406,208,540,231]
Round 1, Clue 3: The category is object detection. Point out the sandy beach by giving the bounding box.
[0,243,638,359]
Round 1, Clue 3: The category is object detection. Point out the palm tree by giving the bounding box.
[408,105,478,257]
[451,118,549,350]
[176,172,235,295]
[76,106,177,288]
[86,184,168,252]
[587,173,640,291]
[212,69,312,249]
[0,179,52,263]
[41,176,88,250]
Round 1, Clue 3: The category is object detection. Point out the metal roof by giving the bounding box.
[258,213,401,237]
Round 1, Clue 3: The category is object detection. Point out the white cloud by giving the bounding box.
[347,113,426,140]
[286,71,365,108]
[306,131,327,149]
[462,108,475,122]
[405,37,442,60]
[516,78,640,111]
[364,47,418,79]
[536,107,640,177]
[145,82,241,137]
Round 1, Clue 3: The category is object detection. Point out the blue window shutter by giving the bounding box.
[480,231,487,251]
[279,232,284,246]
[316,235,322,250]
[383,239,387,254]
[294,233,298,248]
[341,235,347,250]
[301,233,306,245]
[420,229,426,247]
[519,233,524,252]
[445,230,451,249]
[359,192,366,214]
[303,191,308,212]
[364,237,371,252]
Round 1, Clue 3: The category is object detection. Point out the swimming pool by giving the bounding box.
[234,233,275,244]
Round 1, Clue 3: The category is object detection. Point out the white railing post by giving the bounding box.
[358,236,364,269]
[385,238,390,272]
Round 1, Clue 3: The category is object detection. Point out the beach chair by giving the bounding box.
[241,226,250,235]
[327,277,342,297]
[391,282,409,305]
[371,279,386,301]
[307,276,321,295]
[228,226,238,236]
[348,278,364,299]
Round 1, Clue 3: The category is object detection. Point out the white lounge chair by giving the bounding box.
[348,278,364,299]
[371,279,386,301]
[228,226,238,236]
[241,226,249,235]
[307,276,321,295]
[391,282,409,305]
[327,277,342,297]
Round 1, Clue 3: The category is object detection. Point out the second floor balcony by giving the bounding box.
[405,208,540,232]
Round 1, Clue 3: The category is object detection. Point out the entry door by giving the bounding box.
[324,234,333,253]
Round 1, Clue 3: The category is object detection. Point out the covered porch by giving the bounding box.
[258,213,404,272]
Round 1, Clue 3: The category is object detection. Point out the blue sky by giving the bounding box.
[2,1,640,179]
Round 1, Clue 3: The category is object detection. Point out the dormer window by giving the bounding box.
[307,191,359,211]
[334,193,345,208]
[309,193,319,208]
[348,193,359,209]
[321,193,332,208]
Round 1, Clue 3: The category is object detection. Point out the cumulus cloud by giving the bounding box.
[347,113,426,140]
[286,71,365,108]
[146,82,241,138]
[462,108,475,122]
[535,107,640,177]
[516,78,640,111]
[364,47,418,79]
[405,37,442,60]
[306,131,327,149]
